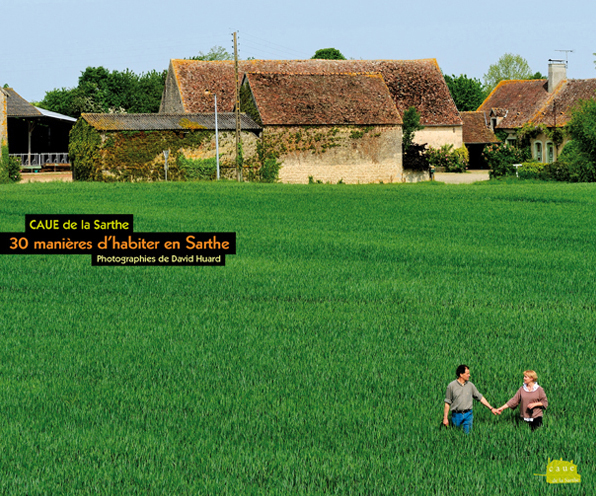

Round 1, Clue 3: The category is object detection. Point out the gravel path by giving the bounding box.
[19,172,73,183]
[433,170,490,184]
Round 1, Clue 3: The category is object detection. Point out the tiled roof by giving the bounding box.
[461,112,500,144]
[244,73,401,126]
[478,78,596,128]
[5,88,43,117]
[532,79,596,127]
[81,113,261,131]
[478,80,550,128]
[168,59,462,126]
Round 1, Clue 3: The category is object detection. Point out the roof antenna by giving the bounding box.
[554,50,574,68]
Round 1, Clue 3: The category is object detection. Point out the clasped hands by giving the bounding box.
[491,407,505,415]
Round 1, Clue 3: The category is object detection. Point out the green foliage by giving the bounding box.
[69,120,213,182]
[0,144,9,184]
[548,140,596,182]
[516,123,545,150]
[494,129,509,142]
[176,156,217,181]
[402,106,424,151]
[68,120,103,181]
[187,46,233,61]
[567,98,596,164]
[239,83,261,125]
[529,71,546,80]
[349,126,374,139]
[248,137,282,183]
[311,48,346,60]
[517,161,548,180]
[483,53,534,92]
[259,158,282,183]
[7,156,21,182]
[443,74,487,111]
[483,142,526,178]
[427,144,469,172]
[37,67,167,118]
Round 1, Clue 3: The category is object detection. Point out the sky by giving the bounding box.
[2,0,595,103]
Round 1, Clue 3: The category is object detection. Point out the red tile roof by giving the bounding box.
[167,59,462,126]
[244,73,401,126]
[461,112,500,144]
[478,80,550,128]
[532,79,596,127]
[478,78,596,128]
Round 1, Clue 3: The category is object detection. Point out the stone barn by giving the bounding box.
[239,72,406,183]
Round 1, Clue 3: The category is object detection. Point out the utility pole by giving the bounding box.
[234,31,242,182]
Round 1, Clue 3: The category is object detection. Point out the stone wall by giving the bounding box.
[0,89,7,149]
[415,125,463,149]
[262,125,404,184]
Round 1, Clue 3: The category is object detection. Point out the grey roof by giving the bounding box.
[82,113,261,131]
[6,88,42,117]
[5,88,75,122]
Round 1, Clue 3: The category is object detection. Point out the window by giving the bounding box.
[506,136,517,146]
[534,141,543,162]
[546,142,555,163]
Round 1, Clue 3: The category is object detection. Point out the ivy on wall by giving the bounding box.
[69,120,102,181]
[69,120,216,182]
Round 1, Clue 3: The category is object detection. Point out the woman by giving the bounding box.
[496,370,548,431]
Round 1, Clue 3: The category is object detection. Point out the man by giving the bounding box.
[443,364,497,433]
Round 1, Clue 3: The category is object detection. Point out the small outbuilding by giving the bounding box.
[5,88,76,171]
[70,113,261,181]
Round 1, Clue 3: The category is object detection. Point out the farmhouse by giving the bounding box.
[478,62,596,162]
[160,58,462,182]
[69,113,261,181]
[238,72,406,183]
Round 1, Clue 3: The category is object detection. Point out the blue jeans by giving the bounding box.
[452,410,473,433]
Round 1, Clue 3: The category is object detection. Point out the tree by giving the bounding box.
[37,67,167,118]
[402,107,424,150]
[401,107,429,171]
[311,48,346,60]
[187,46,233,61]
[567,98,596,165]
[483,53,534,92]
[443,74,487,111]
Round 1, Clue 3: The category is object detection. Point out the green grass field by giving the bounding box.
[0,180,594,494]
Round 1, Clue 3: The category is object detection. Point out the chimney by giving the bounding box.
[548,62,566,92]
